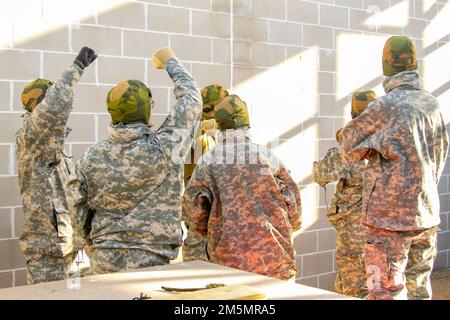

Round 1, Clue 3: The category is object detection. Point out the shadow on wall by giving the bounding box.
[0,0,449,288]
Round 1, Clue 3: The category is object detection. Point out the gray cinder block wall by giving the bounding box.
[0,0,449,289]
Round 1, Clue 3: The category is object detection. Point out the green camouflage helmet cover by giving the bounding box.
[382,36,417,77]
[351,90,377,119]
[201,84,228,120]
[21,79,54,112]
[107,80,152,125]
[214,94,250,130]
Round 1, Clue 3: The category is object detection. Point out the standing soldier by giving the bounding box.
[182,84,228,262]
[15,47,97,284]
[339,36,449,299]
[67,48,201,275]
[313,90,377,298]
[184,94,302,280]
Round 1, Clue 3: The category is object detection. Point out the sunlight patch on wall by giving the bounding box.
[369,82,385,99]
[270,124,318,184]
[421,0,438,13]
[296,184,320,231]
[364,0,409,30]
[0,0,126,48]
[423,2,450,47]
[336,33,387,99]
[234,48,318,146]
[423,42,450,95]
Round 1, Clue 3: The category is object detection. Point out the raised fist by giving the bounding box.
[74,46,97,69]
[152,47,176,69]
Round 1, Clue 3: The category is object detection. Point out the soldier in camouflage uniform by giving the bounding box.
[313,90,377,299]
[182,84,228,262]
[184,94,302,280]
[67,48,202,275]
[15,47,97,284]
[184,84,228,186]
[338,36,449,299]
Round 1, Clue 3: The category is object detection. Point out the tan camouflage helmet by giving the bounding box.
[382,36,417,77]
[335,127,343,143]
[21,79,54,112]
[107,80,152,125]
[214,94,250,130]
[201,84,229,120]
[351,90,377,118]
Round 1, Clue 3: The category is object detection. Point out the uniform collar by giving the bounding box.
[108,122,151,143]
[383,70,422,93]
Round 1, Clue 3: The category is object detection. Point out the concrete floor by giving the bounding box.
[431,268,450,300]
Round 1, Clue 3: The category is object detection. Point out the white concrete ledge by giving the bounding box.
[0,260,355,300]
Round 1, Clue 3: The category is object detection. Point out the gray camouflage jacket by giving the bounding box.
[67,58,201,260]
[15,63,84,257]
[339,70,449,231]
[313,146,366,225]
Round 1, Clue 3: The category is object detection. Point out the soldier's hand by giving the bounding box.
[152,47,176,69]
[74,46,97,69]
[201,119,217,132]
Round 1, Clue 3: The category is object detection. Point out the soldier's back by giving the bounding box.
[200,129,297,279]
[79,123,183,258]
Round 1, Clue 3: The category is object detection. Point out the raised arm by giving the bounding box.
[313,147,344,187]
[22,47,97,148]
[152,48,202,160]
[152,48,201,163]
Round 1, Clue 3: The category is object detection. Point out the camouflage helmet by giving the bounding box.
[382,36,417,77]
[214,94,250,130]
[201,84,229,120]
[335,127,343,143]
[107,80,152,125]
[351,90,377,118]
[21,79,54,112]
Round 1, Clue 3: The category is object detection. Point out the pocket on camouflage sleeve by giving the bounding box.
[365,236,404,297]
[51,199,74,239]
[365,240,390,291]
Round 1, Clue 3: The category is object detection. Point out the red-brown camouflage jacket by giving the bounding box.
[339,70,449,231]
[183,129,301,280]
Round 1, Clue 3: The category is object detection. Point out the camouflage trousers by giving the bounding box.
[89,248,170,275]
[365,226,438,300]
[25,252,77,284]
[182,229,209,262]
[329,212,368,299]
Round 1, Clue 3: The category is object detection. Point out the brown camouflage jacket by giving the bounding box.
[183,129,302,280]
[15,63,84,257]
[67,58,201,260]
[339,70,449,231]
[313,146,365,224]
